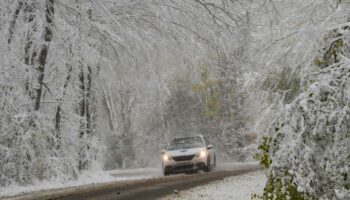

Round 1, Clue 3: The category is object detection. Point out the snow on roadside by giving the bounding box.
[159,170,266,200]
[0,168,159,198]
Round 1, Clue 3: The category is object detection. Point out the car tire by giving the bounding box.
[204,157,211,172]
[164,170,171,176]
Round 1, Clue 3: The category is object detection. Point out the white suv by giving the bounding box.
[161,136,216,176]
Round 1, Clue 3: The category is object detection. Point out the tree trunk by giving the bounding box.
[78,64,93,170]
[23,3,36,100]
[79,63,86,136]
[86,66,92,135]
[8,0,23,45]
[55,64,73,145]
[78,64,86,170]
[34,0,54,111]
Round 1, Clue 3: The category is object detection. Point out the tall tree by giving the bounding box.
[34,0,54,111]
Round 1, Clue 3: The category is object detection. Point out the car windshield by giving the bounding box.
[167,137,204,150]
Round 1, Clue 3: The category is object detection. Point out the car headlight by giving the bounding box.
[163,154,172,161]
[196,150,207,158]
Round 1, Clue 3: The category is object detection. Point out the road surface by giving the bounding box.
[4,163,261,200]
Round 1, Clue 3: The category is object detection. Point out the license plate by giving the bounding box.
[176,162,190,166]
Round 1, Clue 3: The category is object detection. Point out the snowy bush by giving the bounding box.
[0,113,79,186]
[241,143,258,161]
[256,23,350,199]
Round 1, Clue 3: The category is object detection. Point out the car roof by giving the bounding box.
[169,136,204,143]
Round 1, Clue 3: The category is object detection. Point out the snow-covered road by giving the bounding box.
[0,162,262,200]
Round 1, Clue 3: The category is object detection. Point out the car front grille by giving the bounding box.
[172,154,196,162]
[174,164,194,171]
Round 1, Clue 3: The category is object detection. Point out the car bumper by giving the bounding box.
[163,156,207,172]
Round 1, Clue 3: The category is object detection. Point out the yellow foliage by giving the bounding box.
[192,84,204,93]
[192,65,222,119]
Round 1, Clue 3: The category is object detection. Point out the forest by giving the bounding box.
[0,0,349,199]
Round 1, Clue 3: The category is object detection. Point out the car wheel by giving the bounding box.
[164,170,171,176]
[204,157,211,172]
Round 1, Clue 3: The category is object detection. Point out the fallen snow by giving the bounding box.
[159,170,266,200]
[0,168,158,199]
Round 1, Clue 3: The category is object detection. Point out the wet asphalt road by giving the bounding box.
[4,163,261,200]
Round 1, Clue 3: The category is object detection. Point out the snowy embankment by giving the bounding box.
[0,168,160,199]
[160,170,266,200]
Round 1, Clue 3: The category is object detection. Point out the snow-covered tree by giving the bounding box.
[254,1,350,199]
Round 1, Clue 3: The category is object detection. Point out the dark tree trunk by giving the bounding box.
[23,3,36,66]
[78,64,93,170]
[86,66,92,135]
[8,0,23,44]
[55,64,73,145]
[79,64,86,138]
[23,3,36,100]
[34,0,54,111]
[78,4,95,171]
[78,64,86,170]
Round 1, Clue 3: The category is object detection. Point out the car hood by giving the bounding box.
[166,147,204,157]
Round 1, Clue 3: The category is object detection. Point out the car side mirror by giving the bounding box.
[207,144,213,150]
[160,149,166,154]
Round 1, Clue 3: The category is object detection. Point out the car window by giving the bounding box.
[167,137,204,150]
